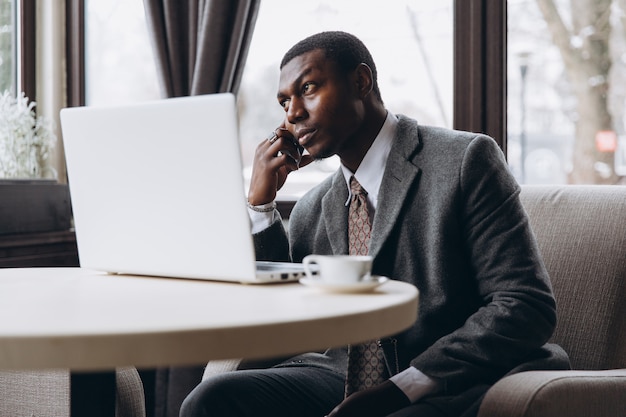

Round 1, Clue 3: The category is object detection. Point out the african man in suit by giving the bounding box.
[181,31,570,417]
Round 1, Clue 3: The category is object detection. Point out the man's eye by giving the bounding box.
[302,82,315,94]
[279,99,289,110]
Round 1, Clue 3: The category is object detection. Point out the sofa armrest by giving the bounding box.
[116,367,146,417]
[477,369,626,417]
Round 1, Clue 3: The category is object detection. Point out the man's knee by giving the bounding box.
[180,373,243,417]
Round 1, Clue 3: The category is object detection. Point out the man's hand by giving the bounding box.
[247,127,313,205]
[326,380,410,417]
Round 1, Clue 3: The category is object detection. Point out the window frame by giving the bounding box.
[453,0,507,154]
[66,0,85,107]
[19,0,35,101]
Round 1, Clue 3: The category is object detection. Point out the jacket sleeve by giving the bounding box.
[410,135,565,394]
[252,216,290,262]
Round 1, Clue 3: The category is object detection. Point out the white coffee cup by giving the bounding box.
[302,254,373,284]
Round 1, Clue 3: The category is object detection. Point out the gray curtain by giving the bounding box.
[141,2,260,416]
[144,0,260,97]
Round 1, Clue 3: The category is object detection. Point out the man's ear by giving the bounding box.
[354,63,374,98]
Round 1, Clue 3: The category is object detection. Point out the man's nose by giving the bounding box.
[286,96,307,124]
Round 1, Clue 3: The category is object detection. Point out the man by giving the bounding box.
[181,31,569,417]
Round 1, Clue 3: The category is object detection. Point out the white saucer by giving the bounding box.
[299,276,389,293]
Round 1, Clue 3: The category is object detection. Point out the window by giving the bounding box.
[0,0,35,102]
[508,0,626,185]
[84,0,159,105]
[1,0,43,180]
[80,0,454,199]
[238,0,454,199]
[0,0,16,95]
[61,1,626,191]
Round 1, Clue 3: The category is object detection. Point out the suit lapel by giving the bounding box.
[369,116,422,259]
[317,116,422,257]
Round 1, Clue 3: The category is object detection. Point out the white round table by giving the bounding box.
[0,267,419,371]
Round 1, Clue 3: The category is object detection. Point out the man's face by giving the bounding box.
[277,49,365,160]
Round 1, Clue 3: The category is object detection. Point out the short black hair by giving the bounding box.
[280,31,382,102]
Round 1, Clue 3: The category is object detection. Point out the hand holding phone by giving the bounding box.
[272,127,304,166]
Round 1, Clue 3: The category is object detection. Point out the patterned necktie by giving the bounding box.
[345,176,388,397]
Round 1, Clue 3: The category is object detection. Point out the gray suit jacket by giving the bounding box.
[253,115,569,411]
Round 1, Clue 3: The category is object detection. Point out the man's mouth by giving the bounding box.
[296,128,316,147]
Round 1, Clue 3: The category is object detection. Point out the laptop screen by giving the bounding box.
[60,94,263,282]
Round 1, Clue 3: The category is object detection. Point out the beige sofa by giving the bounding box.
[478,185,626,417]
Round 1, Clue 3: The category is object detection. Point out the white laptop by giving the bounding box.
[60,93,306,284]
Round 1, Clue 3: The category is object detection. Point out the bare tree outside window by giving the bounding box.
[509,0,626,185]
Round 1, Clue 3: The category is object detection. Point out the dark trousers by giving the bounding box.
[179,366,345,417]
[178,365,461,417]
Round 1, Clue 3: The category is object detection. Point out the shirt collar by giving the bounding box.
[341,111,397,207]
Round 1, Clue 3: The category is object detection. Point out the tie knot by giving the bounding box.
[350,176,367,197]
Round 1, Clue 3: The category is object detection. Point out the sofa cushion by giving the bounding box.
[519,185,626,370]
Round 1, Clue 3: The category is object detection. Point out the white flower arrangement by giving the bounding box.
[0,91,57,179]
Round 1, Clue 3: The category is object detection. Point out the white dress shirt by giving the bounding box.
[248,111,439,403]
